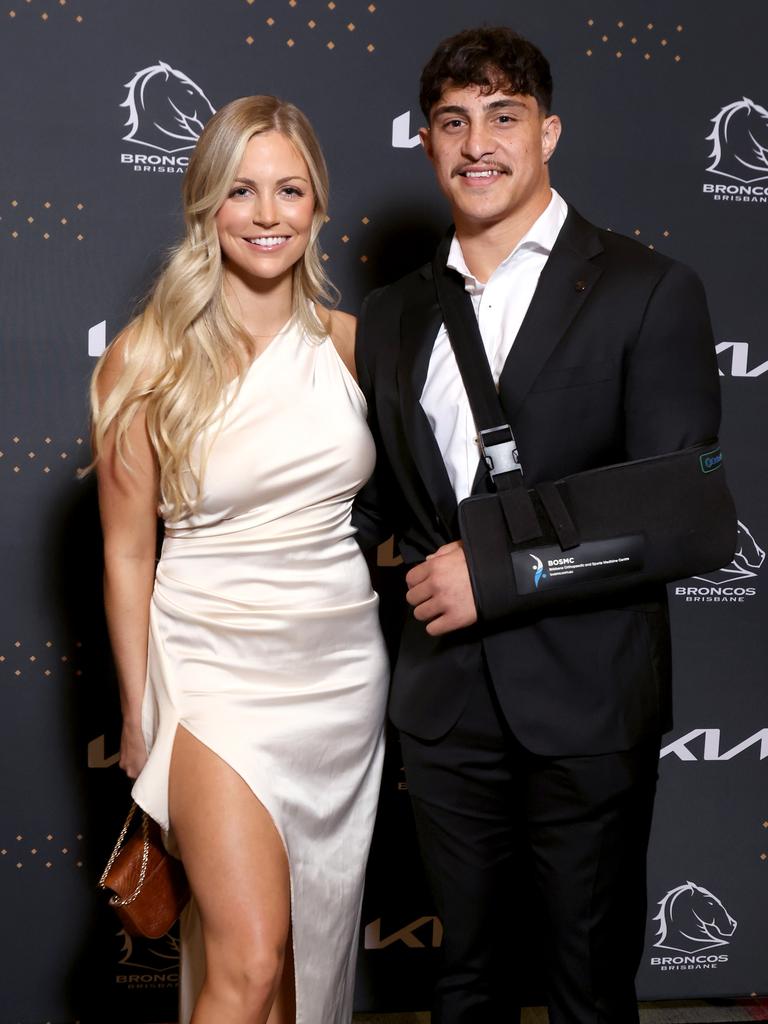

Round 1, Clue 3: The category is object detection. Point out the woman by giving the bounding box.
[90,96,388,1024]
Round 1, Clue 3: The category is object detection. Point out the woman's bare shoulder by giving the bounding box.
[326,308,357,377]
[96,324,138,394]
[96,320,156,400]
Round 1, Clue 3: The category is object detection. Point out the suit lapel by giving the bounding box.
[468,208,604,493]
[397,269,458,530]
[497,208,604,422]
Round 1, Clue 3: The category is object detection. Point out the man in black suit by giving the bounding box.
[354,26,721,1024]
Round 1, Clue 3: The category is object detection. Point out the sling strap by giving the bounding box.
[432,236,555,546]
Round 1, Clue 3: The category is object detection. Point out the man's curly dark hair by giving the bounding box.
[419,26,553,119]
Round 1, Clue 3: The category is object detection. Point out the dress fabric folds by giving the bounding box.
[131,319,388,1023]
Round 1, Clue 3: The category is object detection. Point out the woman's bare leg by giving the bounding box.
[169,725,296,1024]
[267,927,295,1024]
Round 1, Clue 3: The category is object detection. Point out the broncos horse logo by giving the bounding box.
[653,881,737,954]
[706,97,768,183]
[122,61,215,153]
[117,927,181,974]
[694,520,765,586]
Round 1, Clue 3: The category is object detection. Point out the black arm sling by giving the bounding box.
[431,244,737,622]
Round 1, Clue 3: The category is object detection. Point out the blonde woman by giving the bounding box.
[90,96,388,1024]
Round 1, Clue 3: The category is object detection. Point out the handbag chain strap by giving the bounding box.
[97,801,151,906]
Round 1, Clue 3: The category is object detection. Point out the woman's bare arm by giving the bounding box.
[95,335,160,779]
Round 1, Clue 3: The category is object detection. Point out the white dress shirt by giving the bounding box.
[420,188,568,501]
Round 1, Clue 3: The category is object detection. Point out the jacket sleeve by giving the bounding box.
[623,260,721,457]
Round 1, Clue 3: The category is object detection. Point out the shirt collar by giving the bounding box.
[446,188,569,291]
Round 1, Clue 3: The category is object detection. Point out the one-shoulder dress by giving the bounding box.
[131,318,388,1024]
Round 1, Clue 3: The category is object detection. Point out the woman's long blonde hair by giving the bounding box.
[89,95,336,521]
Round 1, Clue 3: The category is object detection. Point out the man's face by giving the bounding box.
[419,83,561,231]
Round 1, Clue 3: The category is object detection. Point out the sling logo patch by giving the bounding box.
[531,554,547,589]
[512,536,643,595]
[699,448,722,473]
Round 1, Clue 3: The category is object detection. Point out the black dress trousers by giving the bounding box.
[399,666,660,1024]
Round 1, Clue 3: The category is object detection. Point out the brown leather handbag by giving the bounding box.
[98,802,190,939]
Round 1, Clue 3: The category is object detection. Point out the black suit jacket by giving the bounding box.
[354,207,721,755]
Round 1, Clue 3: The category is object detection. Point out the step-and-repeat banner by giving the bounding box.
[1,0,765,1019]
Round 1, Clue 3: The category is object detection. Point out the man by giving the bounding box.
[354,26,722,1024]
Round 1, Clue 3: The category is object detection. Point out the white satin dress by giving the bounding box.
[131,318,388,1024]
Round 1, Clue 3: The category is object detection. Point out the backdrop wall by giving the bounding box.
[1,1,766,1020]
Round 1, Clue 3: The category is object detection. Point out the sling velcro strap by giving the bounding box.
[498,483,543,544]
[534,481,580,550]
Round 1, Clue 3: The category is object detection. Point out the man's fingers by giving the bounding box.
[406,543,462,584]
[426,615,450,637]
[411,594,459,624]
[405,562,429,588]
[412,598,440,622]
[405,580,433,608]
[424,609,467,635]
[431,540,462,558]
[404,545,477,633]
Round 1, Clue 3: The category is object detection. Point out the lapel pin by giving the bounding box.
[574,279,587,292]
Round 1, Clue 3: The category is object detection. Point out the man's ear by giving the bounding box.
[419,126,433,160]
[541,114,562,164]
